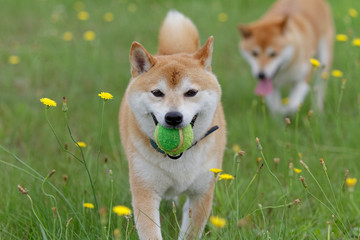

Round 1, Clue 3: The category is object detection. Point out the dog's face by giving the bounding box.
[238,17,294,85]
[126,37,221,142]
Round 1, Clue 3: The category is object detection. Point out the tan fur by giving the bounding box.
[238,0,334,114]
[119,11,226,240]
[239,0,333,70]
[158,11,199,55]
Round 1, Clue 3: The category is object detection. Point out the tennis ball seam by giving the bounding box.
[170,128,183,153]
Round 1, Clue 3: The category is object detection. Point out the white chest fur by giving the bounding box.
[130,135,217,198]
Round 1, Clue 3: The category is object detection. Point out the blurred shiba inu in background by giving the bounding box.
[238,0,334,115]
[119,10,226,239]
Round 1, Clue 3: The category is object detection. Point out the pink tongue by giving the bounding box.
[255,78,273,95]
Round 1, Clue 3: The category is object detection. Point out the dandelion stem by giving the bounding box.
[44,108,82,163]
[106,175,114,240]
[41,172,63,239]
[301,166,350,237]
[258,204,268,238]
[64,112,99,211]
[250,200,298,215]
[234,153,240,220]
[65,218,72,240]
[306,188,348,238]
[306,188,333,212]
[260,147,282,190]
[322,163,341,215]
[94,101,106,184]
[27,193,50,238]
[302,161,338,213]
[238,164,263,204]
[125,217,130,240]
[53,218,56,240]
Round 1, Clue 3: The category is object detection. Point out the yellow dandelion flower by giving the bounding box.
[232,144,241,153]
[83,203,94,209]
[210,168,223,174]
[113,205,132,216]
[332,70,343,78]
[104,12,114,22]
[294,168,302,174]
[349,8,358,18]
[219,173,234,180]
[346,178,357,187]
[83,31,96,41]
[218,12,228,23]
[336,34,348,42]
[98,92,113,100]
[77,141,87,148]
[209,216,226,228]
[77,11,89,21]
[9,55,20,65]
[62,32,73,41]
[298,152,303,158]
[310,58,320,68]
[40,98,57,107]
[74,1,85,12]
[257,157,262,163]
[282,98,289,105]
[352,38,360,47]
[128,3,137,13]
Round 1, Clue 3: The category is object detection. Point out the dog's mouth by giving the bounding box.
[150,113,198,129]
[190,114,198,128]
[151,113,159,125]
[150,113,198,160]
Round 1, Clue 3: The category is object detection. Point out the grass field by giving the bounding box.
[1,0,360,239]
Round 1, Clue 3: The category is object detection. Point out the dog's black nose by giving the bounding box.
[165,111,183,126]
[258,72,266,80]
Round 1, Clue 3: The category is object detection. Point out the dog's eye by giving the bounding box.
[184,89,198,97]
[252,51,258,57]
[269,52,277,58]
[151,90,164,97]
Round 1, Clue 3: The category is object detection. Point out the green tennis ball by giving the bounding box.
[154,124,194,156]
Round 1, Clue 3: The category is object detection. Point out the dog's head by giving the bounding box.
[238,16,294,95]
[126,37,221,142]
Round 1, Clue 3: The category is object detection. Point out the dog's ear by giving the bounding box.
[194,36,213,71]
[130,42,156,77]
[277,15,289,34]
[238,24,252,39]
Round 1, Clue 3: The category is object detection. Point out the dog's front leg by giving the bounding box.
[179,182,214,240]
[131,176,162,240]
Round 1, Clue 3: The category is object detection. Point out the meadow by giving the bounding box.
[1,0,360,239]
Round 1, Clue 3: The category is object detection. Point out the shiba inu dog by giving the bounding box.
[119,10,226,239]
[238,0,334,115]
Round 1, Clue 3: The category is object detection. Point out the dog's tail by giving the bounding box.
[158,10,200,55]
